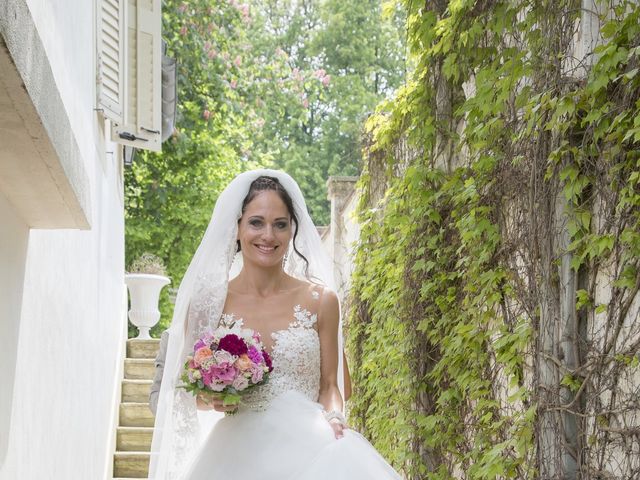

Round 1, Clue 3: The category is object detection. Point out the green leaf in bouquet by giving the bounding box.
[223,392,242,406]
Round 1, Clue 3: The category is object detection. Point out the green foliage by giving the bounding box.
[348,0,639,478]
[247,0,406,223]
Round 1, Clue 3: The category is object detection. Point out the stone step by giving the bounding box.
[113,452,150,478]
[117,426,153,452]
[124,358,155,380]
[120,402,154,428]
[122,379,152,403]
[127,338,161,359]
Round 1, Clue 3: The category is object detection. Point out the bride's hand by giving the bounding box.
[328,418,347,439]
[196,392,238,413]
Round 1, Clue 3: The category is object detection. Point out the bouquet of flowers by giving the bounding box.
[181,322,273,407]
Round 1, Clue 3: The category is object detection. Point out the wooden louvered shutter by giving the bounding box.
[97,0,125,122]
[111,0,162,152]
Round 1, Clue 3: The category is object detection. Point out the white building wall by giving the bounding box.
[0,191,29,470]
[0,0,126,478]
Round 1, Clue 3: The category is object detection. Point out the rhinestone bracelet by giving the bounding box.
[323,409,346,426]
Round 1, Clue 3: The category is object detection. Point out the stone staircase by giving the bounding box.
[114,338,159,479]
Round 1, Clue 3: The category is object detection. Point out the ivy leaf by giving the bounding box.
[576,289,592,309]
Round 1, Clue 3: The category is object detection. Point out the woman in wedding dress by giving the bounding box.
[148,170,401,480]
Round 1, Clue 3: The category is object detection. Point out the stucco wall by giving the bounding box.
[0,0,126,479]
[340,190,360,297]
[0,191,29,469]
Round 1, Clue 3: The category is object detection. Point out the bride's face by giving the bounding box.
[237,190,293,268]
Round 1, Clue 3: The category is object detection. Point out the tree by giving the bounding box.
[246,0,406,224]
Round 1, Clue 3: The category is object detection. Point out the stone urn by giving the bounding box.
[125,273,171,339]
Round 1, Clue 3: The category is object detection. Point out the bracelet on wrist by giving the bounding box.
[323,409,346,426]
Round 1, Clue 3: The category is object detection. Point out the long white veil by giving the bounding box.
[148,169,343,479]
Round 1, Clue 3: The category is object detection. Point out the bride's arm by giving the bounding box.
[317,289,346,439]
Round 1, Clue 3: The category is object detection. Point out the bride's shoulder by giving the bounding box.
[288,278,335,301]
[290,279,338,318]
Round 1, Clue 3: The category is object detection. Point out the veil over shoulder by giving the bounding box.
[148,169,345,479]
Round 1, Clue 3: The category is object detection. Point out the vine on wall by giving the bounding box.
[347,1,639,479]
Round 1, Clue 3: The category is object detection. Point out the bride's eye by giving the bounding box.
[275,221,289,229]
[249,219,263,227]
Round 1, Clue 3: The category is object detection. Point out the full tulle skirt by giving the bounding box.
[182,390,402,480]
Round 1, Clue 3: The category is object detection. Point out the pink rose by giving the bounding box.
[232,375,249,391]
[235,354,252,371]
[250,365,264,383]
[202,109,211,120]
[209,380,226,392]
[322,75,331,87]
[193,347,213,366]
[234,55,242,67]
[214,350,235,364]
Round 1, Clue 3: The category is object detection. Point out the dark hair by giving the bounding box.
[237,176,310,275]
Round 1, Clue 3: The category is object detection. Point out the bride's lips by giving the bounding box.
[254,244,278,254]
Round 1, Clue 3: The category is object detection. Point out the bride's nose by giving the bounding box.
[261,225,276,241]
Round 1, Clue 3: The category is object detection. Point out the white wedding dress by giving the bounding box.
[181,304,402,480]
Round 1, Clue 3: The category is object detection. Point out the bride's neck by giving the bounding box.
[234,263,288,297]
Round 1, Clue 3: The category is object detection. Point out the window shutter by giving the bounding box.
[97,0,125,123]
[112,0,162,152]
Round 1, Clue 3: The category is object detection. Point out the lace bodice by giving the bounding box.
[219,305,321,411]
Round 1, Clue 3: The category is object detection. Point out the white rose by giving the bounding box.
[214,350,236,364]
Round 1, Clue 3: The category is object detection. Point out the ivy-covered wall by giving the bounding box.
[347,1,640,479]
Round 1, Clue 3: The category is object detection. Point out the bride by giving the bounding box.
[149,170,401,479]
